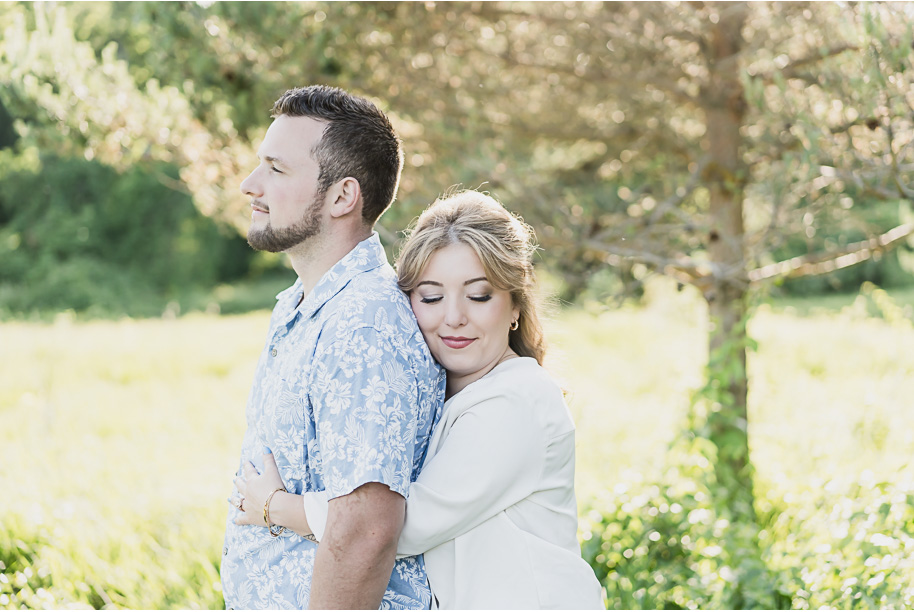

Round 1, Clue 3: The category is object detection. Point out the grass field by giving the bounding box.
[2,281,913,608]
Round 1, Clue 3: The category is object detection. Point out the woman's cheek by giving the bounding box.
[413,303,435,335]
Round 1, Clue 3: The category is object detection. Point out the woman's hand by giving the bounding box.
[230,448,315,539]
[233,448,285,528]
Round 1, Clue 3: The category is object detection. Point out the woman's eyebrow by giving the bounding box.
[415,277,488,288]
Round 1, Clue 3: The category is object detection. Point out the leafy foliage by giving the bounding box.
[0,153,251,317]
[581,467,914,610]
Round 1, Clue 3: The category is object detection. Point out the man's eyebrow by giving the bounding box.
[263,155,289,167]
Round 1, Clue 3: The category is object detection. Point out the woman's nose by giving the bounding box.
[443,300,467,328]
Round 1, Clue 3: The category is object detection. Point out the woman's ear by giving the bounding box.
[328,177,362,219]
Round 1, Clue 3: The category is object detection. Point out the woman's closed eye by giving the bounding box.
[419,294,491,304]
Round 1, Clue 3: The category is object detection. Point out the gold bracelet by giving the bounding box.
[264,487,287,537]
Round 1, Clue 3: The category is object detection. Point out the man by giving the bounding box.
[220,85,444,609]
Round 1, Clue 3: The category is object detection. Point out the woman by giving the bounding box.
[234,190,605,609]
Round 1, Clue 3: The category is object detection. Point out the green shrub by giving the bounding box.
[582,460,914,610]
[581,435,788,610]
[0,151,253,317]
[762,477,914,610]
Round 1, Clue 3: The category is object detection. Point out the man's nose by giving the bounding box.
[240,167,262,197]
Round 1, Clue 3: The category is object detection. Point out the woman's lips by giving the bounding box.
[440,336,475,349]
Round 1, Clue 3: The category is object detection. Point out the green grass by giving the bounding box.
[2,282,913,608]
[0,313,266,609]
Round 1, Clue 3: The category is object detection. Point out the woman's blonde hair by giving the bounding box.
[397,189,546,365]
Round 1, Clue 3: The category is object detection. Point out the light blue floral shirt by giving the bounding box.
[221,233,445,610]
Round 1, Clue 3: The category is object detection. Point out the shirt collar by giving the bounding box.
[275,232,390,321]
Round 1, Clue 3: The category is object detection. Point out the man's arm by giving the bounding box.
[308,482,404,610]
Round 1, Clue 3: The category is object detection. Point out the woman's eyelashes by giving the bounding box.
[418,294,492,304]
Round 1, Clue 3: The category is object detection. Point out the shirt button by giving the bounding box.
[223,547,228,556]
[271,348,278,357]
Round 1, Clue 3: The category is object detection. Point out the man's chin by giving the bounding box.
[248,228,314,253]
[247,229,283,253]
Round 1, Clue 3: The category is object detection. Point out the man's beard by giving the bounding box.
[247,194,323,253]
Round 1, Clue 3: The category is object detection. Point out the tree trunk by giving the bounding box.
[700,1,754,516]
[694,5,773,607]
[699,6,768,605]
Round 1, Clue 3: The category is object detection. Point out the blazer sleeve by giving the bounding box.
[394,391,546,556]
[301,490,330,541]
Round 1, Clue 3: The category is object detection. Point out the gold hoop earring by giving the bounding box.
[510,319,519,331]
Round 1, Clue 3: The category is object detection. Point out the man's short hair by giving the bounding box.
[271,85,403,227]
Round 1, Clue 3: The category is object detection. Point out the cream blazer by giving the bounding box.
[303,357,605,610]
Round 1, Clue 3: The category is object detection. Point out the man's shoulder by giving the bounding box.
[316,266,432,359]
[326,266,413,325]
[346,263,411,309]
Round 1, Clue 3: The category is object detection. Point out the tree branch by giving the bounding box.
[580,238,712,277]
[754,43,860,84]
[784,44,859,77]
[748,222,914,282]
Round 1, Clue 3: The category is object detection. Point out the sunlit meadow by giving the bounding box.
[2,281,913,609]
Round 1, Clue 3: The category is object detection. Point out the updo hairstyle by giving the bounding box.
[396,190,546,365]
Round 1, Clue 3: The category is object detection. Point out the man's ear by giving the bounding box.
[328,177,362,219]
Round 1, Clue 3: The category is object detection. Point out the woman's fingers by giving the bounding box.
[233,475,246,495]
[263,448,280,475]
[235,461,259,495]
[234,512,254,526]
[231,456,284,529]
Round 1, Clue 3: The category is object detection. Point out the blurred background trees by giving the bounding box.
[3,2,913,310]
[2,2,914,608]
[6,3,913,308]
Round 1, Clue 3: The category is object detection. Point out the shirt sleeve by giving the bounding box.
[308,326,421,500]
[394,391,546,556]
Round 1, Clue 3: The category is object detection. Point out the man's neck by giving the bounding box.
[287,225,373,299]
